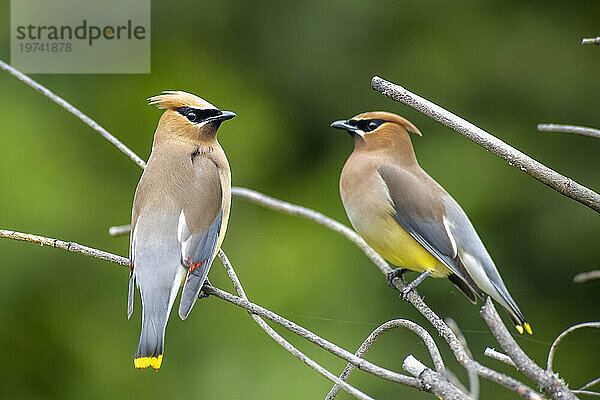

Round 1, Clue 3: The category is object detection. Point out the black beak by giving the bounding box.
[330,119,357,132]
[210,110,236,123]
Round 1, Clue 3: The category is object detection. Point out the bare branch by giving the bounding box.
[538,124,600,140]
[0,229,129,267]
[481,298,577,400]
[108,225,132,237]
[446,318,479,399]
[581,377,600,391]
[402,355,471,400]
[326,319,445,400]
[572,390,600,397]
[484,347,516,367]
[582,37,600,45]
[371,76,600,214]
[0,59,147,169]
[215,250,375,400]
[574,270,600,284]
[547,322,600,372]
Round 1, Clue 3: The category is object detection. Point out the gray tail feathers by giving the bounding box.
[488,279,531,334]
[495,285,527,327]
[134,293,170,369]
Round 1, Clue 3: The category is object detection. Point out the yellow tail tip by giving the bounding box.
[134,355,163,370]
[524,322,533,335]
[515,325,524,334]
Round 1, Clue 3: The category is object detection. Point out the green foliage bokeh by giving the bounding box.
[0,1,598,398]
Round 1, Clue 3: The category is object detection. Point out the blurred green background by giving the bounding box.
[1,1,599,398]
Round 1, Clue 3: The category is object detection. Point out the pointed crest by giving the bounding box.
[356,111,422,136]
[148,91,216,110]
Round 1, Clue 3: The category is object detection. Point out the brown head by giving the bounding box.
[148,91,236,144]
[331,111,422,164]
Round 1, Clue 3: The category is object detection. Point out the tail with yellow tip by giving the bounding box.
[134,298,169,370]
[516,322,533,335]
[497,292,532,335]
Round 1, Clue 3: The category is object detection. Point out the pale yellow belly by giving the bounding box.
[355,213,451,278]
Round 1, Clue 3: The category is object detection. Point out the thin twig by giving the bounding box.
[481,298,577,400]
[0,59,147,169]
[0,229,129,267]
[582,37,600,45]
[446,318,479,400]
[581,377,600,391]
[538,124,600,140]
[547,322,600,372]
[216,250,375,400]
[108,225,132,237]
[574,270,600,284]
[371,76,600,214]
[484,347,516,367]
[572,390,600,397]
[325,319,445,400]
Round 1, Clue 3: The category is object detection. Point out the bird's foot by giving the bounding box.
[400,270,431,300]
[198,278,213,300]
[387,268,407,288]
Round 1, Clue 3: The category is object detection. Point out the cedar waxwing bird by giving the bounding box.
[331,111,531,335]
[128,91,235,370]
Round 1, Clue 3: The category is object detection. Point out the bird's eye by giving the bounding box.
[186,111,198,123]
[368,121,378,131]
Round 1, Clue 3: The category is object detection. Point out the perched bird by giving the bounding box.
[128,91,235,370]
[331,112,531,334]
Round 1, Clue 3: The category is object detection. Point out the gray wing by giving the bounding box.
[178,209,223,319]
[377,165,484,300]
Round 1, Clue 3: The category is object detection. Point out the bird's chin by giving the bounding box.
[351,131,365,142]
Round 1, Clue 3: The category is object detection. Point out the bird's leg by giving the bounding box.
[387,267,408,288]
[400,270,431,300]
[198,278,213,300]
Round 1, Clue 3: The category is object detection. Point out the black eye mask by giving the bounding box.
[349,119,387,133]
[174,107,222,124]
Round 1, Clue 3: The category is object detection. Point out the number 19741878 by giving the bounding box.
[19,42,72,52]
